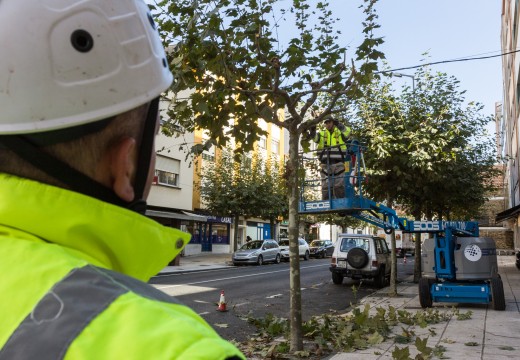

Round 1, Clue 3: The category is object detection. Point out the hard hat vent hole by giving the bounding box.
[147,13,156,30]
[162,58,167,68]
[71,30,94,53]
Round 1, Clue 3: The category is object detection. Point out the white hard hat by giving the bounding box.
[0,0,173,134]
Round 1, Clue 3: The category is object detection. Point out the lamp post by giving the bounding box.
[392,72,415,92]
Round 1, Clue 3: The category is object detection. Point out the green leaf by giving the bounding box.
[392,345,412,360]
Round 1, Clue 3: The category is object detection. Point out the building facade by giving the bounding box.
[192,117,288,251]
[497,1,520,251]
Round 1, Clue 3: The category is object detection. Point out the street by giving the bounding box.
[150,256,415,342]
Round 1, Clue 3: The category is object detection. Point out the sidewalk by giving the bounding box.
[157,253,520,359]
[158,252,232,274]
[328,255,520,359]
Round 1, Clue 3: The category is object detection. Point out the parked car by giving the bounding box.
[329,234,391,288]
[278,238,310,261]
[395,247,415,257]
[233,239,281,266]
[309,239,334,258]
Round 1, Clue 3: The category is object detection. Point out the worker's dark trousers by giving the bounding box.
[320,162,346,200]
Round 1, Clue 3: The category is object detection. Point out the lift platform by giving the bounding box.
[298,140,504,310]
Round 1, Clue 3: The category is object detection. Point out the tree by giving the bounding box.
[353,65,498,283]
[153,0,384,350]
[198,149,249,250]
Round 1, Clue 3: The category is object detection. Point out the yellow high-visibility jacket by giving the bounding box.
[314,126,351,164]
[0,174,244,360]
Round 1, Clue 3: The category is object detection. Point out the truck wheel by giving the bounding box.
[491,276,506,311]
[346,248,369,269]
[374,267,387,288]
[419,278,433,308]
[332,272,344,285]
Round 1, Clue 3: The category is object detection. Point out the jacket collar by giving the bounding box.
[0,174,190,281]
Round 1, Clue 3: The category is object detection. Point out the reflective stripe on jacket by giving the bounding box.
[314,126,351,163]
[0,174,244,360]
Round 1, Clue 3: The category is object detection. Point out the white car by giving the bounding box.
[330,234,391,287]
[278,238,310,261]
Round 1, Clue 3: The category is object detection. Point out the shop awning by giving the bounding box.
[495,204,520,223]
[146,209,208,221]
[182,211,209,221]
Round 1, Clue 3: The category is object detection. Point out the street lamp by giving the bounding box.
[392,72,415,92]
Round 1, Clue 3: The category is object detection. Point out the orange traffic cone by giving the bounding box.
[216,290,227,312]
[403,254,407,264]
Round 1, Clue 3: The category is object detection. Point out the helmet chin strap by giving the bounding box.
[127,97,159,214]
[0,98,160,215]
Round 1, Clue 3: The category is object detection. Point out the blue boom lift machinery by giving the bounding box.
[298,141,506,310]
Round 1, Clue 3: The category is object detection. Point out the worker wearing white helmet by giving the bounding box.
[0,1,244,359]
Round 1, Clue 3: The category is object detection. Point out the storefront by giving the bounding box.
[246,221,274,240]
[187,216,233,253]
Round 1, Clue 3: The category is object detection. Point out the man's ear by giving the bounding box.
[108,137,137,202]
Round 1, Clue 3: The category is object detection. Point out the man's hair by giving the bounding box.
[0,103,149,188]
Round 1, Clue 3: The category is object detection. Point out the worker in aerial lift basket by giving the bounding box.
[308,116,352,200]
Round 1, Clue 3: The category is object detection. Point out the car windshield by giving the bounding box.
[279,240,289,246]
[310,240,326,247]
[240,241,263,250]
[340,238,370,252]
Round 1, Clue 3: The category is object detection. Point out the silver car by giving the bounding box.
[278,238,310,261]
[232,239,281,266]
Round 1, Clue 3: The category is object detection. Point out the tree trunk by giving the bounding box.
[233,214,240,252]
[412,207,422,283]
[388,199,397,296]
[287,132,303,351]
[329,215,333,241]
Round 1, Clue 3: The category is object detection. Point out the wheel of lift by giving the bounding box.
[346,247,369,269]
[490,276,506,311]
[418,277,433,308]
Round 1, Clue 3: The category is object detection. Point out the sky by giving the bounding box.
[150,0,503,135]
[327,0,503,135]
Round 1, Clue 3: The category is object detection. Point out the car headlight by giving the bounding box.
[249,251,259,256]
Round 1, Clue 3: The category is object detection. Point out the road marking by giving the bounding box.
[198,311,210,315]
[194,300,211,304]
[155,263,328,290]
[234,302,250,307]
[154,284,216,296]
[266,294,283,299]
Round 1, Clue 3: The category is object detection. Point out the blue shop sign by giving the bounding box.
[207,216,233,224]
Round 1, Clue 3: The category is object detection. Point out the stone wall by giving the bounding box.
[479,227,514,249]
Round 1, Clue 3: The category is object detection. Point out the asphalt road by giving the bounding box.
[149,257,415,342]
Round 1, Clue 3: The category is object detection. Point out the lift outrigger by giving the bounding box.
[298,141,505,310]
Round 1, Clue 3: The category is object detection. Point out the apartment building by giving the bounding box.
[496,0,520,250]
[192,117,288,253]
[145,93,289,256]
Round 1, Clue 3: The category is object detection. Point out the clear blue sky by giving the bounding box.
[329,0,502,131]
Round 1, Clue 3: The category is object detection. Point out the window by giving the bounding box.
[202,152,215,161]
[375,240,383,254]
[272,139,280,154]
[156,169,178,187]
[155,156,180,187]
[259,136,267,149]
[202,133,215,161]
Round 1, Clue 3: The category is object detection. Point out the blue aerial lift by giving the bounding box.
[298,141,506,310]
